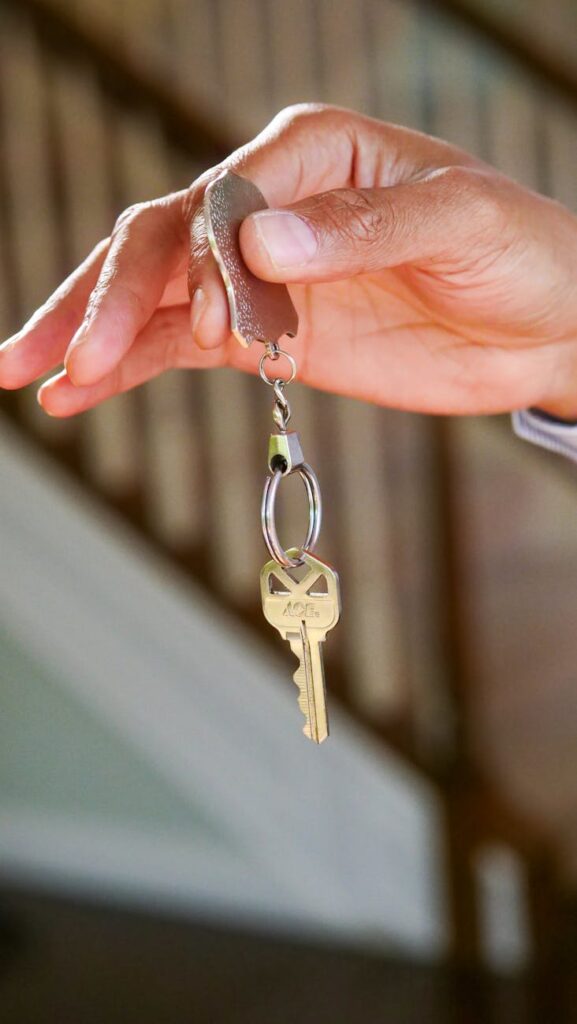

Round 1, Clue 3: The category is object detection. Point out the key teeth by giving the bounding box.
[293,665,311,717]
[302,722,328,744]
[292,662,315,739]
[293,663,328,744]
[288,640,328,744]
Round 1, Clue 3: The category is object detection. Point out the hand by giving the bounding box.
[2,102,577,420]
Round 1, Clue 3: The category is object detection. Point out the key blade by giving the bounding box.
[203,169,299,348]
[290,636,315,739]
[307,637,329,743]
[289,630,329,744]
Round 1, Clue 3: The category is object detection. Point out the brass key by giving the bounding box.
[261,550,341,743]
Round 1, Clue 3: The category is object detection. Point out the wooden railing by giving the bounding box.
[1,0,576,974]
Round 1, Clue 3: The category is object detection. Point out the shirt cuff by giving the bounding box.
[511,408,577,464]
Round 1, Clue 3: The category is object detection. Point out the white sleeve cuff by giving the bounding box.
[511,408,577,464]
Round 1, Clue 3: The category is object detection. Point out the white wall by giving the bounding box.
[0,415,447,957]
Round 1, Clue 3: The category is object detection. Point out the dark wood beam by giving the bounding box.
[422,0,577,111]
[0,0,239,162]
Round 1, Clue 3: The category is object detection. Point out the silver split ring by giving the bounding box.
[259,347,297,387]
[261,463,322,568]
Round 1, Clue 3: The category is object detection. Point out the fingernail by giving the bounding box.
[37,373,61,414]
[36,383,53,413]
[66,323,87,356]
[251,211,317,268]
[64,325,92,383]
[191,287,206,335]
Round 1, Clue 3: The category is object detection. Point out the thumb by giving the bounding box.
[239,167,503,282]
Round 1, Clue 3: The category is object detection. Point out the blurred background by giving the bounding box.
[0,0,577,1020]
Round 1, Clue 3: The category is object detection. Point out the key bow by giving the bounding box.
[261,552,341,637]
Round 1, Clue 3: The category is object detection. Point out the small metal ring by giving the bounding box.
[259,347,297,388]
[261,463,322,568]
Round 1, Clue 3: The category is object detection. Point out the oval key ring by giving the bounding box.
[261,463,322,568]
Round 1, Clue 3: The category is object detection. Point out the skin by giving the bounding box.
[1,102,577,420]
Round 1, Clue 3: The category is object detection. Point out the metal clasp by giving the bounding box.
[268,432,304,474]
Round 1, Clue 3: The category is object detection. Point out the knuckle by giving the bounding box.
[157,311,181,371]
[111,193,186,253]
[182,184,203,228]
[164,328,181,372]
[474,180,510,235]
[272,102,337,133]
[85,259,147,323]
[113,198,176,236]
[115,279,147,320]
[321,188,387,248]
[113,202,148,234]
[188,203,211,263]
[438,166,508,234]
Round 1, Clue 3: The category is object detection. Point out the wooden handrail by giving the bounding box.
[0,0,239,162]
[423,0,577,112]
[10,0,577,158]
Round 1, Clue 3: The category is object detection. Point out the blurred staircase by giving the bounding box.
[0,415,445,956]
[1,0,577,978]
